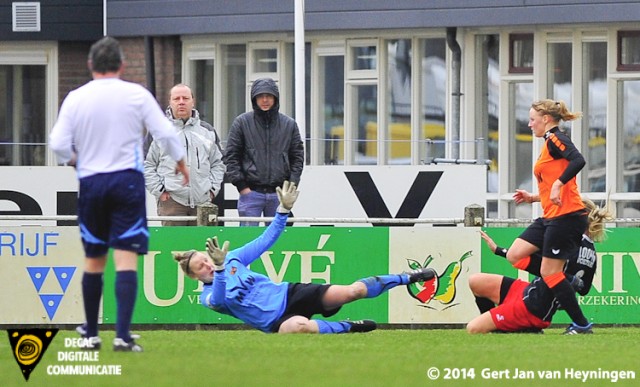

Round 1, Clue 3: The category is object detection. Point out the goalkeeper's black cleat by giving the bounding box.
[406,268,437,284]
[345,320,377,333]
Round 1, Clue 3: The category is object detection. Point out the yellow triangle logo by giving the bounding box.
[7,328,58,381]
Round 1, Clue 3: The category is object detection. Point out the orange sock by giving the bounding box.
[543,271,566,288]
[513,256,531,270]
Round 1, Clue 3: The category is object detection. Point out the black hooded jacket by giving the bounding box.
[223,78,304,191]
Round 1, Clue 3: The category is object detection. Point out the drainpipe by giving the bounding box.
[446,27,461,159]
[144,36,156,97]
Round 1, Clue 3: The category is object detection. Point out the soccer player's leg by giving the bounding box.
[77,174,109,350]
[356,268,436,299]
[80,256,106,350]
[112,250,142,351]
[542,216,592,334]
[109,170,146,352]
[541,259,592,333]
[466,312,497,334]
[507,219,543,269]
[277,316,376,334]
[506,238,539,269]
[468,273,504,314]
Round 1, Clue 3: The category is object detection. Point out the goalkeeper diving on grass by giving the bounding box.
[174,180,435,334]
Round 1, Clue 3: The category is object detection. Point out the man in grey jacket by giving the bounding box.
[223,77,304,226]
[145,83,225,225]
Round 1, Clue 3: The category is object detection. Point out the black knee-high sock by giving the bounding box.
[115,271,138,342]
[82,272,103,338]
[547,276,589,326]
[475,296,495,314]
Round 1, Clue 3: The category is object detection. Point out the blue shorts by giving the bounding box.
[78,170,148,257]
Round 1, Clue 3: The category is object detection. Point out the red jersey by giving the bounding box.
[533,127,585,219]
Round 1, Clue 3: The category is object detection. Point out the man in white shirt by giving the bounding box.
[49,36,189,352]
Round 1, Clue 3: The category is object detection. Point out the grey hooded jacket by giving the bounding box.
[223,78,304,192]
[144,108,225,207]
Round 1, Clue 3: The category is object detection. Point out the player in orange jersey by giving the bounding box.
[504,100,594,334]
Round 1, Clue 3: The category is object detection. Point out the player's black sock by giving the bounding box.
[82,272,103,338]
[475,296,495,314]
[548,278,589,327]
[115,270,137,342]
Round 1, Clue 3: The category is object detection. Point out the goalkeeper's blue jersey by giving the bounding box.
[200,212,289,332]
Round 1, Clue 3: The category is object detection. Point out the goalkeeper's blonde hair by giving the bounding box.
[173,250,197,278]
[582,198,614,242]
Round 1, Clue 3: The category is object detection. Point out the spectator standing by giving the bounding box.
[145,84,225,226]
[223,77,304,226]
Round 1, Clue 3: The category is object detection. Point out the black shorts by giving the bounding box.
[518,211,588,260]
[270,283,341,332]
[499,276,516,304]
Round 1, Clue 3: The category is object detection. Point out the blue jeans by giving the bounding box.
[237,190,279,226]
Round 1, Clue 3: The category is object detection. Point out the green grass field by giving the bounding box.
[2,327,639,386]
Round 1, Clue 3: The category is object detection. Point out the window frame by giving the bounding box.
[617,30,640,71]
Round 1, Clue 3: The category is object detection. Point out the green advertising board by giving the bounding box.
[101,226,640,327]
[479,227,640,324]
[103,226,390,325]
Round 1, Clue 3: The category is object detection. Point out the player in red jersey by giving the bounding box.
[467,199,613,334]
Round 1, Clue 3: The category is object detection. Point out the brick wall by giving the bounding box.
[120,36,182,107]
[58,41,93,105]
[57,36,182,107]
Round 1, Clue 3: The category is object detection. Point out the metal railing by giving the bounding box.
[1,213,639,226]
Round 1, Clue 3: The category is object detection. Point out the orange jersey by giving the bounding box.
[533,128,585,219]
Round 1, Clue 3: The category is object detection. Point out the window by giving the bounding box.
[0,65,46,165]
[1,42,54,166]
[220,45,246,144]
[507,81,533,218]
[548,41,573,136]
[386,39,412,164]
[251,47,278,74]
[191,59,214,127]
[474,34,500,216]
[347,83,377,164]
[314,47,344,165]
[351,45,376,71]
[418,38,447,163]
[617,31,640,71]
[582,41,607,192]
[618,80,640,195]
[345,40,378,165]
[509,34,533,74]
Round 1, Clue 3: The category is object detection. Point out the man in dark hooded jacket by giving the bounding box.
[223,77,304,226]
